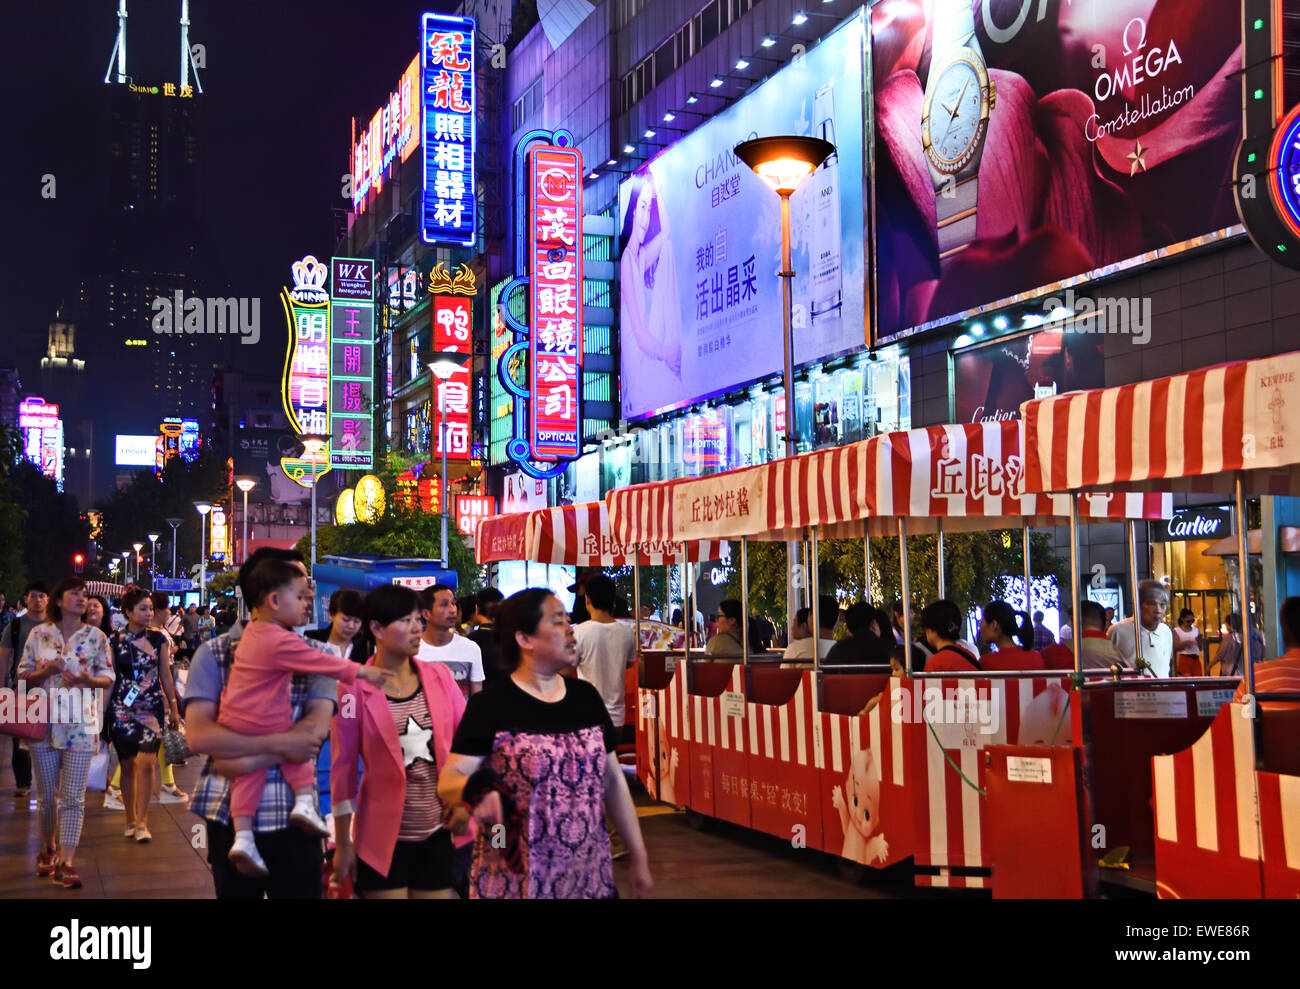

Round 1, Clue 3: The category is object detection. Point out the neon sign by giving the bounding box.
[1270,104,1300,241]
[330,257,375,469]
[421,13,476,247]
[456,495,496,537]
[352,55,420,215]
[528,144,584,461]
[433,295,473,462]
[18,398,62,491]
[209,507,228,561]
[281,255,332,488]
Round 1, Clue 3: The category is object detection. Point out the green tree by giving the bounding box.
[609,564,672,617]
[295,453,484,594]
[3,461,89,589]
[0,423,30,598]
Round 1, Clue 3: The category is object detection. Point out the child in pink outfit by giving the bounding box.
[217,559,389,876]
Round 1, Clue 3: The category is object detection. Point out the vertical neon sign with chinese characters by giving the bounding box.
[527,144,583,461]
[421,13,476,247]
[432,295,473,461]
[282,255,331,438]
[330,257,376,469]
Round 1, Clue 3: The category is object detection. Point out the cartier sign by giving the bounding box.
[1151,506,1232,543]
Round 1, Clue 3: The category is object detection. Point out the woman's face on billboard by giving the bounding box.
[633,182,653,241]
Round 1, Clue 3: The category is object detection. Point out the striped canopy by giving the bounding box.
[606,422,1171,544]
[84,581,127,598]
[1021,350,1300,496]
[475,500,728,566]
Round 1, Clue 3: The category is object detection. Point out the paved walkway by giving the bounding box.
[2,741,949,899]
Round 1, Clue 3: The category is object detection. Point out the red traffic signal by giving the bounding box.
[73,553,85,574]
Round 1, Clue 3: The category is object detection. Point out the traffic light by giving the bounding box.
[73,553,85,574]
[1234,1,1300,267]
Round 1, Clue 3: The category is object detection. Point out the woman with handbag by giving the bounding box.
[16,577,115,889]
[107,587,181,844]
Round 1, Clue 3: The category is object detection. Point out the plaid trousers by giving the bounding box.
[30,744,94,851]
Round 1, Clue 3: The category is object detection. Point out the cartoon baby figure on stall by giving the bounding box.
[832,747,889,865]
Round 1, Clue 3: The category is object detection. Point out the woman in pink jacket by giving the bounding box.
[331,584,472,898]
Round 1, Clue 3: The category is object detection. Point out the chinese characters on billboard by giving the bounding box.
[330,257,376,469]
[352,55,420,214]
[870,0,1241,341]
[282,255,331,439]
[616,13,868,420]
[209,507,229,561]
[528,144,583,461]
[18,398,63,491]
[432,295,473,461]
[421,14,476,247]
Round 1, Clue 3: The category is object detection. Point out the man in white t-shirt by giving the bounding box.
[574,574,637,729]
[416,584,484,698]
[1109,580,1174,677]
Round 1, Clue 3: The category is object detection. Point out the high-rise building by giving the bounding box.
[80,1,215,496]
[38,313,93,507]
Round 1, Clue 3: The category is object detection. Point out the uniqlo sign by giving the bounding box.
[456,495,496,537]
[432,295,472,461]
[527,144,583,461]
[421,13,476,247]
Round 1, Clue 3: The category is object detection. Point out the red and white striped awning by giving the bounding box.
[1021,350,1300,496]
[84,581,126,598]
[606,422,1171,543]
[476,501,727,566]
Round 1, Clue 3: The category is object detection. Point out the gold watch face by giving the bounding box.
[921,51,992,175]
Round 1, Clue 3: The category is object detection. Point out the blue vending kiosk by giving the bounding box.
[310,556,458,814]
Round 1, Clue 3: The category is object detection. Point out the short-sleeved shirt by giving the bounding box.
[1234,649,1300,710]
[17,623,114,750]
[1109,619,1174,678]
[417,635,484,698]
[388,685,443,841]
[182,622,338,832]
[923,644,981,673]
[452,676,617,899]
[574,619,637,726]
[981,645,1046,671]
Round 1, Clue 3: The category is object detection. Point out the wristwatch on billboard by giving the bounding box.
[921,0,996,268]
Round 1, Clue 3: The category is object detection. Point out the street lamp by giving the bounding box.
[298,436,330,572]
[132,542,144,585]
[121,551,130,584]
[427,350,471,567]
[235,477,257,566]
[194,501,211,607]
[165,518,183,579]
[734,134,835,638]
[147,533,160,592]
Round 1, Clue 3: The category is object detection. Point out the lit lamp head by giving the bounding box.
[733,136,835,196]
[194,501,212,517]
[235,476,257,494]
[427,349,471,382]
[132,542,143,553]
[147,532,161,544]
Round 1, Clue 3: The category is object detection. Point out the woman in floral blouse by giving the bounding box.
[17,577,115,889]
[107,587,179,843]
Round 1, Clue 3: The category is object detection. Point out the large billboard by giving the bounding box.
[115,435,156,467]
[952,329,1103,424]
[617,13,868,421]
[871,0,1242,341]
[351,55,420,215]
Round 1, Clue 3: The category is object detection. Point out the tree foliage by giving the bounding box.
[294,452,484,594]
[95,450,232,583]
[723,529,1069,631]
[0,423,30,598]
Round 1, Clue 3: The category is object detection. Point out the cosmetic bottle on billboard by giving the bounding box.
[810,81,843,323]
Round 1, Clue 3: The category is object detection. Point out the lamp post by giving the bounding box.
[427,350,471,568]
[194,501,211,607]
[734,135,835,641]
[166,517,183,578]
[120,551,130,585]
[132,541,144,586]
[235,477,257,565]
[298,436,330,572]
[147,533,160,592]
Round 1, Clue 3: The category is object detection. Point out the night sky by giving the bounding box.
[3,0,456,404]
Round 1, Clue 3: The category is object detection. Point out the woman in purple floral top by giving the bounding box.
[439,588,653,899]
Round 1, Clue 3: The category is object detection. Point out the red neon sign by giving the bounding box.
[527,144,583,461]
[456,495,496,537]
[432,295,473,461]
